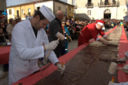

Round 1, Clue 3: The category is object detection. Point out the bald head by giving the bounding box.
[56,10,64,21]
[56,10,63,16]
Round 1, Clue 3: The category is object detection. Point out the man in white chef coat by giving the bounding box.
[9,6,65,85]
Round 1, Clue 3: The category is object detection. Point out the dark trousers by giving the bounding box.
[3,64,8,72]
[54,47,65,58]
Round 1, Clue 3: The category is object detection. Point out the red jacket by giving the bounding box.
[78,23,105,46]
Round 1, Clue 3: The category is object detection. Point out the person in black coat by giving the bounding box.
[48,11,66,57]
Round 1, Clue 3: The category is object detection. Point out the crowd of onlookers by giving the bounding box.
[0,18,21,45]
[59,18,123,41]
[0,17,125,46]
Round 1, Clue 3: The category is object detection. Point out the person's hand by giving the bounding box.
[44,40,59,50]
[122,65,128,73]
[56,32,65,40]
[56,62,66,74]
[125,52,128,59]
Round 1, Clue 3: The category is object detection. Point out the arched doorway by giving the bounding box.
[104,9,111,19]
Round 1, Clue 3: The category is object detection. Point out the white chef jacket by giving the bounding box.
[9,20,59,85]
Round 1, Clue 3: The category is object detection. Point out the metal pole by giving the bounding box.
[126,0,128,22]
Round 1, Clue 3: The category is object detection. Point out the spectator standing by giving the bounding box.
[48,10,65,57]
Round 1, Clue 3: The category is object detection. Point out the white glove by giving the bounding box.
[57,63,66,74]
[122,65,128,73]
[44,40,59,50]
[56,32,65,40]
[125,52,128,59]
[103,34,107,38]
[102,27,105,31]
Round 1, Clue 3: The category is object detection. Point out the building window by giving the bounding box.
[113,0,116,4]
[28,8,31,13]
[17,10,19,18]
[22,9,24,14]
[87,0,93,7]
[87,10,91,15]
[88,0,92,4]
[28,8,31,16]
[9,9,12,15]
[105,0,109,5]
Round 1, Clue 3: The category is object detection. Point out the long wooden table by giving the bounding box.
[0,46,10,64]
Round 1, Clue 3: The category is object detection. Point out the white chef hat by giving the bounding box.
[39,5,55,22]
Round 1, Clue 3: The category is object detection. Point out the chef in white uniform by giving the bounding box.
[9,6,65,85]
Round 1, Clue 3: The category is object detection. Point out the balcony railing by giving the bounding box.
[98,1,119,7]
[86,3,93,8]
